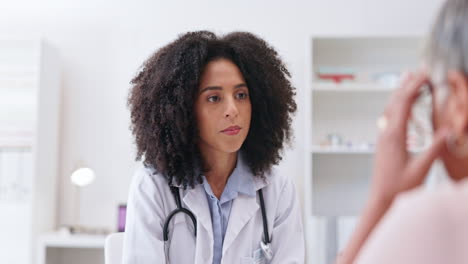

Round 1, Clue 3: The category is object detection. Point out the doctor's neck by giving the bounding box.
[200,148,238,199]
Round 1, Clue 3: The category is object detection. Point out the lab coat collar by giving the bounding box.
[170,151,269,191]
[253,173,269,191]
[182,183,214,259]
[237,151,270,192]
[171,170,269,191]
[182,184,212,234]
[222,191,260,256]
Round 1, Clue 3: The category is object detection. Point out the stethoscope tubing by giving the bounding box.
[163,185,271,252]
[163,207,197,241]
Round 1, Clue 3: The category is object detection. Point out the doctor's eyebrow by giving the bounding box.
[199,83,247,94]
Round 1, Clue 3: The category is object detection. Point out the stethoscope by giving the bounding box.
[163,185,273,263]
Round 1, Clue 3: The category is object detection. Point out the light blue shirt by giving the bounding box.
[201,154,256,264]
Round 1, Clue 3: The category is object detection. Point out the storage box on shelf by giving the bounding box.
[0,37,60,264]
[304,36,425,264]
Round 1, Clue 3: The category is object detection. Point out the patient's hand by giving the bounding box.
[371,70,450,204]
[337,71,452,264]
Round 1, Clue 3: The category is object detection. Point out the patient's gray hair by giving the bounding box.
[426,0,468,105]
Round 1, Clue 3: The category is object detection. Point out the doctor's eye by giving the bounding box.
[235,92,249,100]
[207,95,220,103]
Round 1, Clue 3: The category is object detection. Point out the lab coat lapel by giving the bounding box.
[183,184,214,264]
[222,194,259,255]
[222,176,269,255]
[183,184,213,238]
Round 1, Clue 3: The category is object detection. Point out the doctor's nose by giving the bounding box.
[224,99,239,118]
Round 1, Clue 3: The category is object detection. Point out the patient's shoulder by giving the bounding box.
[356,180,468,263]
[396,179,468,218]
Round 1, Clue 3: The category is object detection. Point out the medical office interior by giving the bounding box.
[0,0,449,263]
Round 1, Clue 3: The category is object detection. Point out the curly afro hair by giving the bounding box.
[128,31,297,188]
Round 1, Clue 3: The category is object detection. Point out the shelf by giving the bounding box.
[0,138,33,149]
[311,145,374,154]
[0,78,36,88]
[311,145,424,154]
[312,82,395,92]
[0,131,34,148]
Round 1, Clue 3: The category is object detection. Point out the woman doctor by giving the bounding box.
[123,31,304,264]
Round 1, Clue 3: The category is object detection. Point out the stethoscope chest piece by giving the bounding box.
[260,241,273,260]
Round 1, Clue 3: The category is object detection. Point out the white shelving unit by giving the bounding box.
[0,37,60,264]
[303,36,424,264]
[311,145,375,154]
[312,82,395,92]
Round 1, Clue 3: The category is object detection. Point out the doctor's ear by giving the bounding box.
[446,70,468,138]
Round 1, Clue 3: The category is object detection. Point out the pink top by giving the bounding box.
[356,179,468,264]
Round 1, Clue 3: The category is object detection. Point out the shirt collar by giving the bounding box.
[233,152,256,197]
[201,152,256,203]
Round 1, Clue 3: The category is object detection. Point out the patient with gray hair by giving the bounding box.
[336,0,468,263]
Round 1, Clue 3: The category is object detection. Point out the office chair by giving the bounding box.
[105,232,124,264]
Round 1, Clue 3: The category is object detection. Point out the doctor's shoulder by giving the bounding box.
[130,163,166,188]
[128,163,173,210]
[258,167,298,206]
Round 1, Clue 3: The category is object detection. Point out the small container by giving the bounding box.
[118,204,127,232]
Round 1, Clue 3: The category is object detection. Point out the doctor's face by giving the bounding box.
[194,58,252,156]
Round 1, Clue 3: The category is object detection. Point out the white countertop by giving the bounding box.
[38,233,107,248]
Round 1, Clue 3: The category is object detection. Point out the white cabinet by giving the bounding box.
[303,36,426,264]
[37,233,105,264]
[0,37,60,264]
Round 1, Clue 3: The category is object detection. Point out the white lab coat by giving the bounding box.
[122,165,305,264]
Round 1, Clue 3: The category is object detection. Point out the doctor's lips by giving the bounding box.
[221,125,241,135]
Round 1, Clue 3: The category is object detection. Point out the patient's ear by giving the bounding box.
[447,70,468,137]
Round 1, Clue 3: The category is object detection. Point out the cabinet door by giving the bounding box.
[0,150,33,264]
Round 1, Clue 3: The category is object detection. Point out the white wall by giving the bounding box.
[0,0,444,230]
